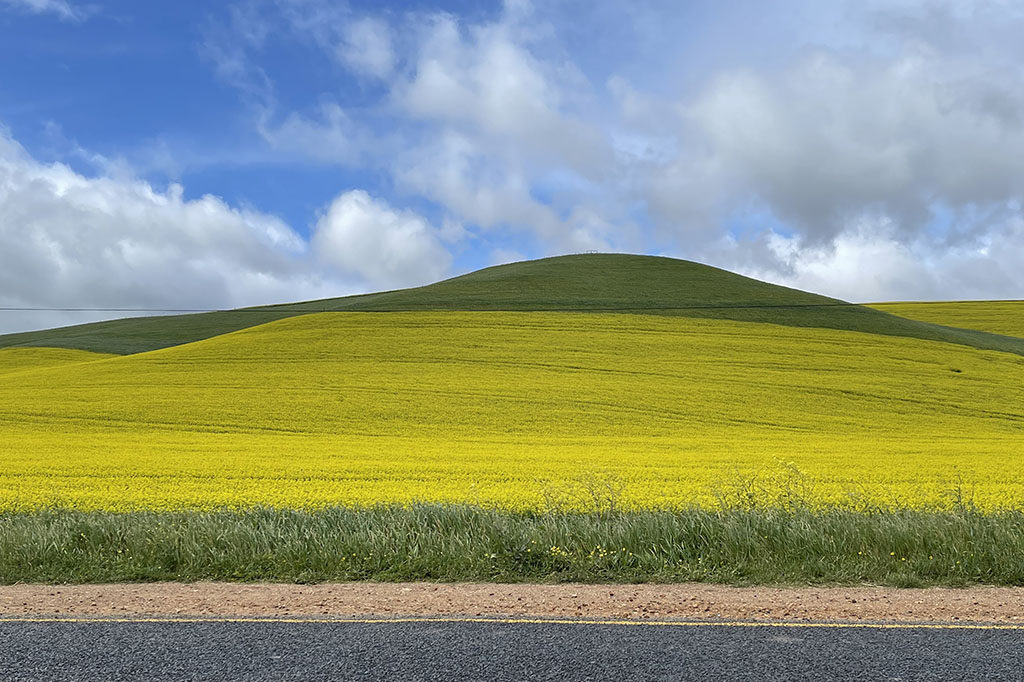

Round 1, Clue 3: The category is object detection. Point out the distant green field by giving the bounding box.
[4,254,1023,356]
[871,301,1024,339]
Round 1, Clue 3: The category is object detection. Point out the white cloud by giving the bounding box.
[395,130,562,238]
[0,0,90,21]
[257,102,360,165]
[0,129,452,334]
[272,3,395,79]
[0,131,320,315]
[394,10,610,176]
[679,48,1024,244]
[632,9,1024,302]
[743,214,1024,302]
[383,4,640,256]
[204,1,629,255]
[180,1,1024,302]
[312,190,452,290]
[338,16,395,79]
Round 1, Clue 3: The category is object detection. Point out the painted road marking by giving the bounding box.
[1,616,1022,630]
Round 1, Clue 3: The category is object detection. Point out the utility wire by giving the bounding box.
[0,307,222,313]
[0,302,870,314]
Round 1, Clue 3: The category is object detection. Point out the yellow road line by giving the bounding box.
[1,616,1022,630]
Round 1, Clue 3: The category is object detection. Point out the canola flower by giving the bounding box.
[0,311,1022,512]
[870,301,1024,339]
[0,348,115,377]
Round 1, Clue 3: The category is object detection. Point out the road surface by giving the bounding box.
[1,616,1022,681]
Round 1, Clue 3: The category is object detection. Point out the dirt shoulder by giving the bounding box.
[2,583,1023,623]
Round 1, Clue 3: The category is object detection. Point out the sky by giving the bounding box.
[2,0,1024,334]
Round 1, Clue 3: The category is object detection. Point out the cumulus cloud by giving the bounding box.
[0,131,321,314]
[312,190,452,289]
[395,11,610,176]
[744,213,1024,303]
[36,0,1021,313]
[638,5,1024,302]
[395,131,559,236]
[680,49,1024,244]
[386,5,637,254]
[338,16,395,79]
[194,0,1024,301]
[0,129,452,334]
[204,0,630,254]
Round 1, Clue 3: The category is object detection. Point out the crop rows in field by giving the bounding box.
[0,348,115,376]
[870,301,1024,339]
[1,311,1022,512]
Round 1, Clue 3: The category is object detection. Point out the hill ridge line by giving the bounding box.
[1,253,1022,356]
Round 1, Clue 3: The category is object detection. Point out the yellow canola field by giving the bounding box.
[870,301,1024,339]
[1,312,1022,511]
[0,347,115,376]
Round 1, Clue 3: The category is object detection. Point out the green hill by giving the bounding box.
[2,253,1023,356]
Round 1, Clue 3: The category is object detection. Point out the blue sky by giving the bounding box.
[2,0,1024,333]
[3,2,381,228]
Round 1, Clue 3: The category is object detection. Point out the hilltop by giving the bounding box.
[1,253,1022,355]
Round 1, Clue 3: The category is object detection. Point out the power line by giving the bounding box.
[4,300,1018,313]
[0,302,872,314]
[0,307,222,313]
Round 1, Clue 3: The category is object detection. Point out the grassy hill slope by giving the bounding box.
[2,311,1022,511]
[4,254,1024,356]
[870,301,1024,339]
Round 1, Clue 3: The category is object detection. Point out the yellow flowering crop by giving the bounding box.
[870,301,1024,339]
[1,312,1022,511]
[0,347,115,377]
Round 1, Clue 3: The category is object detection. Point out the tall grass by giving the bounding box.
[2,505,1023,586]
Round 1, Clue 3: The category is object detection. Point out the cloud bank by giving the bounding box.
[4,0,1024,334]
[205,0,1024,301]
[0,130,446,333]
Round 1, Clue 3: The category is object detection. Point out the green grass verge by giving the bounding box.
[3,505,1022,586]
[5,254,1023,355]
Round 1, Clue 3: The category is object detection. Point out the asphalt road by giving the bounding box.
[1,617,1022,681]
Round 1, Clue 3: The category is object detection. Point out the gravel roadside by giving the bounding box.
[2,583,1023,623]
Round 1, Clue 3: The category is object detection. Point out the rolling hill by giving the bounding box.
[3,254,1023,356]
[869,301,1024,339]
[2,253,1023,513]
[0,347,115,376]
[2,310,1023,511]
